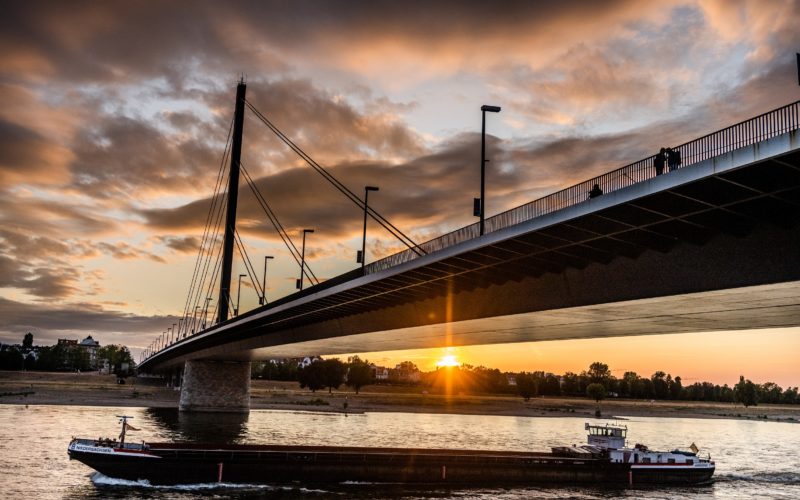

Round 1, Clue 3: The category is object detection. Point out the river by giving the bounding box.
[0,405,798,499]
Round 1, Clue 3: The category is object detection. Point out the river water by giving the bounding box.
[0,405,798,499]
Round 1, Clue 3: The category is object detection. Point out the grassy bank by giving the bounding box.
[2,371,798,423]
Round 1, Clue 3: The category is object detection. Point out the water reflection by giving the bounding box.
[144,408,249,443]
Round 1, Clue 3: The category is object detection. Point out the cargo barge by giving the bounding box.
[68,417,714,486]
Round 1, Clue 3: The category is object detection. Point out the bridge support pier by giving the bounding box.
[179,360,251,413]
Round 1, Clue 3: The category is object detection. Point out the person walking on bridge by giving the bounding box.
[654,147,666,176]
[667,147,682,172]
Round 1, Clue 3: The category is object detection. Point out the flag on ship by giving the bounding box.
[690,442,699,454]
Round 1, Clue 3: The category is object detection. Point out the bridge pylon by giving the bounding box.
[179,360,251,413]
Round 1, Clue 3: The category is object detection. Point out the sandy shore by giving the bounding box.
[2,371,798,423]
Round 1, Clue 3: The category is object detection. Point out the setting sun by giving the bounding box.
[435,354,461,368]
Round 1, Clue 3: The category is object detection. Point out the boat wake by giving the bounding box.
[717,471,800,485]
[90,473,335,494]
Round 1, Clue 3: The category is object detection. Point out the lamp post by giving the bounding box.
[202,297,212,329]
[477,104,501,236]
[235,273,246,316]
[298,229,314,290]
[260,256,274,305]
[358,186,379,269]
[178,318,184,339]
[192,305,201,334]
[171,323,177,344]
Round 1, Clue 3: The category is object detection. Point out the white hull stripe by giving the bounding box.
[631,465,713,470]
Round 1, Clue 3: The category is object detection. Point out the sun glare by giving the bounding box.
[435,354,460,368]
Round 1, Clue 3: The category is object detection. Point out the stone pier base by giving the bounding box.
[179,360,251,413]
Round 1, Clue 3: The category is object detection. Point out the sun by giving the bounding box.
[435,354,461,368]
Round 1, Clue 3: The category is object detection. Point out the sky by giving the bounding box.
[1,0,798,387]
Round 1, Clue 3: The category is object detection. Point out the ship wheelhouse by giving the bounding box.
[585,422,627,450]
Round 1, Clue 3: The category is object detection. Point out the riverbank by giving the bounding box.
[2,371,798,423]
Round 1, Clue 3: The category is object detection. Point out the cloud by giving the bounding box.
[158,236,202,254]
[0,296,176,348]
[1,0,799,348]
[0,117,73,188]
[95,242,167,263]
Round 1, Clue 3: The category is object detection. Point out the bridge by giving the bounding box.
[138,81,800,412]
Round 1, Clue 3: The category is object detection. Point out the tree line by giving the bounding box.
[254,357,798,407]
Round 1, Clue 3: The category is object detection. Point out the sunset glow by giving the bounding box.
[435,354,461,368]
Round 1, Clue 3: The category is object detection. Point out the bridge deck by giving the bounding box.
[141,107,800,371]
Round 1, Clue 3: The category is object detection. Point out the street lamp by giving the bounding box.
[178,318,184,339]
[192,305,201,334]
[476,104,501,236]
[260,256,274,305]
[235,273,246,316]
[171,323,177,344]
[297,229,314,290]
[357,186,379,269]
[202,297,212,329]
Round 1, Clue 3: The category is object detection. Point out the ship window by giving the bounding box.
[686,459,693,465]
[642,457,651,463]
[668,458,675,464]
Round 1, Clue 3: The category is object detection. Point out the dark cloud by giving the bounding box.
[138,132,525,244]
[159,236,202,254]
[95,242,167,263]
[0,296,176,348]
[1,0,799,343]
[0,118,71,187]
[0,254,80,299]
[69,114,223,200]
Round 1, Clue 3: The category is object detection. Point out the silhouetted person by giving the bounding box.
[667,147,682,172]
[654,147,666,176]
[588,184,603,199]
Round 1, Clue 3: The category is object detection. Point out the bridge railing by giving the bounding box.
[365,100,800,274]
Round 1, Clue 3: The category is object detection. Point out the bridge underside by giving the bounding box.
[143,132,800,372]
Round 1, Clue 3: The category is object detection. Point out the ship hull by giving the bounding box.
[68,441,714,486]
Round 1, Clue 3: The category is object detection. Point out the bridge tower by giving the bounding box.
[179,79,251,413]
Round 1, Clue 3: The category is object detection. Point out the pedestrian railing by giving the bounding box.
[365,100,800,274]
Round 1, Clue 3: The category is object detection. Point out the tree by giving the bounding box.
[516,372,537,401]
[540,373,561,396]
[587,383,607,418]
[586,383,606,403]
[735,375,758,407]
[298,361,325,392]
[22,333,33,349]
[782,386,798,405]
[760,382,783,404]
[321,359,346,394]
[0,347,24,370]
[345,356,373,394]
[560,372,580,396]
[651,371,669,399]
[587,362,611,387]
[669,375,683,400]
[97,345,134,373]
[396,361,419,373]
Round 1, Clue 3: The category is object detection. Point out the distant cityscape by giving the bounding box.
[0,333,134,374]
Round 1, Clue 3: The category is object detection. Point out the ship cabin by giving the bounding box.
[585,422,627,450]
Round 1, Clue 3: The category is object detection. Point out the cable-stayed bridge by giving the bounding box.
[138,81,800,411]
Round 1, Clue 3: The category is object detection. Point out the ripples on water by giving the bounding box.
[0,405,798,499]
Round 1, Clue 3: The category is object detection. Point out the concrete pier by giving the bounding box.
[179,360,251,413]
